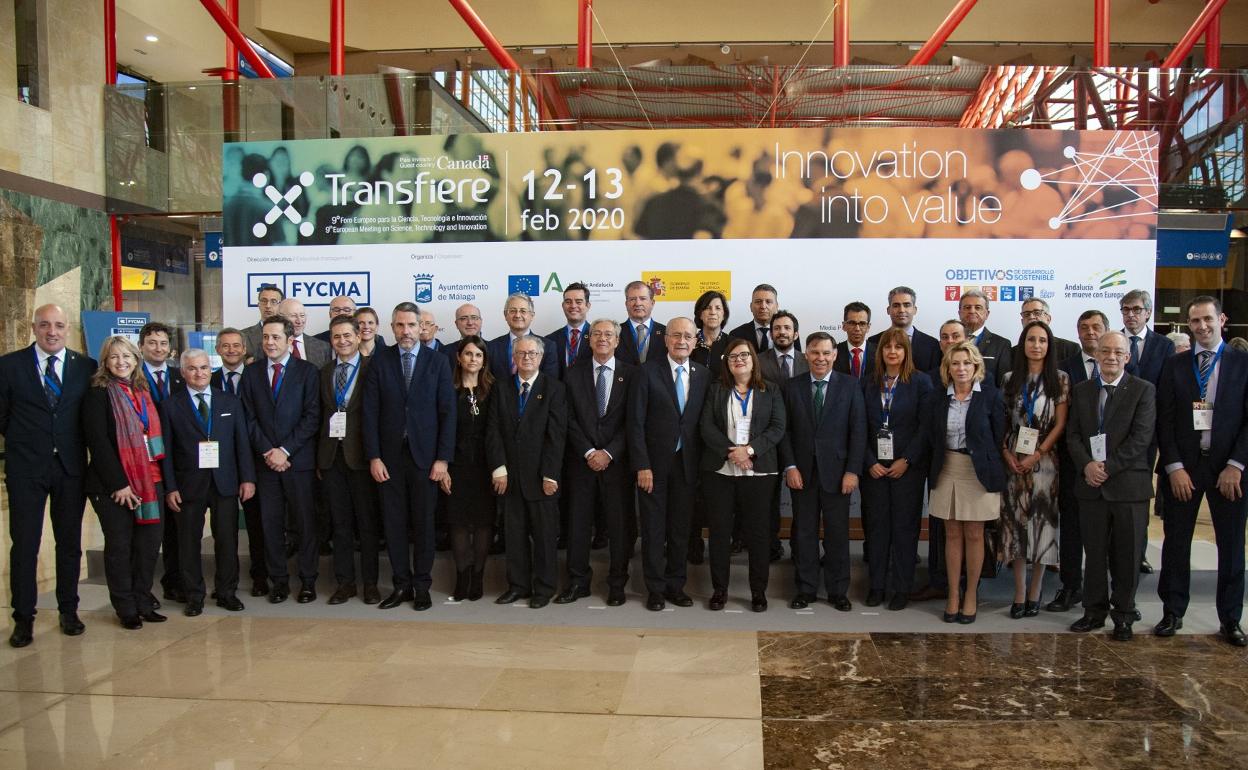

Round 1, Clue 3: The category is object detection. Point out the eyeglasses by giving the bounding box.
[1020,309,1046,319]
[456,314,482,323]
[505,308,532,316]
[726,352,752,362]
[589,331,616,339]
[1120,306,1148,315]
[842,321,869,328]
[515,350,541,358]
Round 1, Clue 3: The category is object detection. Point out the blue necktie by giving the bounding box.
[402,351,414,389]
[225,371,237,395]
[674,365,686,451]
[596,365,609,418]
[43,355,61,408]
[519,380,531,416]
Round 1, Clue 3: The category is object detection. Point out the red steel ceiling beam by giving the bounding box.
[577,0,593,68]
[834,0,850,67]
[447,0,520,70]
[223,0,240,135]
[1161,0,1228,69]
[198,0,276,78]
[104,0,122,311]
[1205,9,1220,69]
[330,0,345,76]
[1093,0,1111,68]
[908,0,979,66]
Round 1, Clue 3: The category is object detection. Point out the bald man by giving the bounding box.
[277,299,331,368]
[0,305,96,646]
[313,295,358,343]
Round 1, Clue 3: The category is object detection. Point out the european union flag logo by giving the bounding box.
[508,274,540,297]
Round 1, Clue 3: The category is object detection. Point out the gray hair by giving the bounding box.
[1166,331,1190,347]
[505,292,535,312]
[590,318,621,337]
[1022,297,1052,313]
[888,286,917,303]
[514,334,545,354]
[959,288,989,310]
[180,348,211,367]
[1120,289,1153,312]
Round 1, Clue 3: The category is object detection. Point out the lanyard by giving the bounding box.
[334,360,360,409]
[881,375,897,425]
[1192,343,1224,401]
[1022,377,1041,427]
[143,365,165,398]
[123,384,149,432]
[36,349,62,396]
[191,392,212,435]
[732,387,752,417]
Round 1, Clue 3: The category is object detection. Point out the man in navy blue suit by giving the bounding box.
[545,282,594,380]
[487,293,558,383]
[617,281,666,367]
[363,302,456,612]
[161,349,255,615]
[0,304,94,647]
[138,321,187,602]
[441,303,484,362]
[1156,296,1248,647]
[867,287,940,374]
[238,316,321,605]
[833,302,873,378]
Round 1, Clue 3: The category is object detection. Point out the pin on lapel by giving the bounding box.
[536,394,543,400]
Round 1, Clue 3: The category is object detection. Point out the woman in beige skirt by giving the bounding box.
[924,342,1006,624]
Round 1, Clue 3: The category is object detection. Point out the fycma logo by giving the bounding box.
[247,272,370,307]
[414,274,434,304]
[252,171,315,239]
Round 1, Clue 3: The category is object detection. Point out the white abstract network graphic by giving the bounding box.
[1018,131,1160,230]
[252,171,316,239]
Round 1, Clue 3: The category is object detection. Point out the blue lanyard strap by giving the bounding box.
[334,360,360,409]
[1191,344,1224,401]
[881,375,897,425]
[192,392,212,434]
[1022,378,1040,427]
[732,387,752,417]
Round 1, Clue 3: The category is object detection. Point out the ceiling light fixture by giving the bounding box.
[145,34,159,42]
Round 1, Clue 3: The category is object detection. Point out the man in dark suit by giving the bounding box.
[1156,296,1248,647]
[545,282,594,380]
[729,283,779,353]
[628,317,709,611]
[362,302,456,612]
[557,319,635,605]
[241,284,284,361]
[161,348,256,615]
[1020,298,1080,363]
[238,315,321,605]
[442,303,484,362]
[138,321,187,602]
[277,299,332,368]
[1066,332,1156,641]
[418,310,445,354]
[318,316,379,605]
[487,293,558,383]
[617,280,666,366]
[211,327,267,596]
[834,302,873,378]
[312,295,356,343]
[0,304,94,647]
[487,335,567,608]
[959,289,1012,386]
[1048,309,1109,613]
[758,311,808,385]
[780,332,867,610]
[867,286,940,373]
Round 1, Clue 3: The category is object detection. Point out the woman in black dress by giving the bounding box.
[440,335,496,600]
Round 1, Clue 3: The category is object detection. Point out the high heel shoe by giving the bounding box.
[1009,602,1025,619]
[1023,600,1040,617]
[956,611,977,625]
[467,568,485,601]
[451,569,471,602]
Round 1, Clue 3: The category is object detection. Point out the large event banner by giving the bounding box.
[222,127,1158,341]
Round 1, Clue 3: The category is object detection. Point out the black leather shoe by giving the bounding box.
[251,580,269,598]
[1010,602,1026,619]
[555,585,591,604]
[1024,601,1040,617]
[148,592,161,610]
[1045,588,1081,612]
[865,590,884,607]
[1070,615,1106,633]
[1221,623,1248,647]
[1154,613,1183,637]
[769,543,784,562]
[328,584,357,605]
[184,602,204,617]
[646,593,666,611]
[362,584,382,605]
[529,595,551,609]
[379,588,414,609]
[606,589,626,606]
[708,591,727,611]
[1139,558,1153,575]
[494,589,531,605]
[216,595,245,612]
[1112,621,1134,642]
[119,616,143,630]
[830,595,852,612]
[297,584,316,603]
[268,586,289,604]
[591,533,608,550]
[413,590,432,611]
[1133,609,1142,622]
[467,572,484,602]
[59,612,85,636]
[9,620,33,648]
[887,594,908,612]
[163,587,187,604]
[751,592,768,612]
[139,610,167,623]
[665,590,693,608]
[789,593,812,610]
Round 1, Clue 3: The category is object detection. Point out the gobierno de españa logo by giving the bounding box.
[252,171,315,239]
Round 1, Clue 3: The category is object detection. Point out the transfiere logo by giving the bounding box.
[252,171,315,239]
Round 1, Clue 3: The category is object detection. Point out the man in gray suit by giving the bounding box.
[1066,331,1156,642]
[278,299,332,368]
[241,284,285,361]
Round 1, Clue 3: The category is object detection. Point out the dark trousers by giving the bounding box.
[503,489,559,598]
[927,514,947,590]
[326,449,379,586]
[791,468,852,597]
[863,469,926,595]
[637,455,694,596]
[1057,459,1083,592]
[5,464,85,621]
[256,467,316,585]
[1158,457,1248,624]
[92,489,163,619]
[565,459,630,591]
[1079,498,1148,623]
[241,495,267,583]
[378,448,437,592]
[178,489,241,602]
[703,472,776,594]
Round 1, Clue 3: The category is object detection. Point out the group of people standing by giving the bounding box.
[2,279,1245,649]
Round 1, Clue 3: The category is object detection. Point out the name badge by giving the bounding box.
[198,441,220,469]
[329,411,348,439]
[734,417,751,446]
[1090,433,1107,463]
[1193,402,1213,430]
[877,428,894,461]
[1014,426,1040,456]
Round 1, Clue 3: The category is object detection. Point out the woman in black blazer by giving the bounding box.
[699,337,787,612]
[924,341,1006,624]
[83,336,168,630]
[861,328,934,611]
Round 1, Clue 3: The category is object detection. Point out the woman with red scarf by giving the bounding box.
[84,336,168,629]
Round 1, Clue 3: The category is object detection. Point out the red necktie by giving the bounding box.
[291,339,302,359]
[271,362,283,394]
[851,348,862,378]
[569,327,580,363]
[155,370,165,397]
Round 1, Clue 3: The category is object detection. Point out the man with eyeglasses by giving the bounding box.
[241,284,284,361]
[313,295,357,343]
[834,302,872,378]
[1018,298,1080,362]
[441,303,484,361]
[418,311,443,353]
[487,294,558,383]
